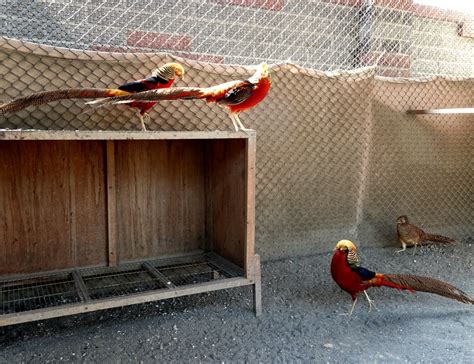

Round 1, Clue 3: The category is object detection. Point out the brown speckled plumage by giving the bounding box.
[0,88,126,114]
[396,215,455,253]
[384,273,474,304]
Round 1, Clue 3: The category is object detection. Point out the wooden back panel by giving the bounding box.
[0,141,107,275]
[114,140,206,261]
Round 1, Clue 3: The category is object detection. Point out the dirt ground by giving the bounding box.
[1,242,473,363]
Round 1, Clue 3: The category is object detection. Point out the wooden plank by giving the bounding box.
[252,254,262,317]
[0,130,255,141]
[406,108,474,115]
[0,140,108,275]
[206,139,247,269]
[71,271,91,302]
[142,261,176,288]
[0,277,253,327]
[115,140,206,261]
[245,135,257,274]
[106,140,118,266]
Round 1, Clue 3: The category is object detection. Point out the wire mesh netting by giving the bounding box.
[0,0,473,259]
[0,273,81,314]
[1,0,473,76]
[0,254,239,314]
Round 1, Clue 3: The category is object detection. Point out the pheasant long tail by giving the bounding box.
[0,88,130,114]
[380,273,473,304]
[96,87,208,105]
[422,232,455,244]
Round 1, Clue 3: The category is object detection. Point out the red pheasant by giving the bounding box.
[0,63,185,131]
[331,240,473,316]
[99,62,271,131]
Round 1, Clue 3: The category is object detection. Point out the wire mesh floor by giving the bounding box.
[0,253,242,315]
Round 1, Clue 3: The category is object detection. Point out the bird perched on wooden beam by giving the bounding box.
[0,62,185,131]
[96,62,272,132]
[331,240,473,316]
[396,215,455,254]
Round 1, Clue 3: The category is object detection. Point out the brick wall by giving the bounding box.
[0,0,473,76]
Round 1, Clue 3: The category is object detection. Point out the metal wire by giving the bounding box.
[0,254,239,314]
[157,261,233,286]
[0,0,472,260]
[82,266,164,300]
[1,275,80,314]
[1,1,472,76]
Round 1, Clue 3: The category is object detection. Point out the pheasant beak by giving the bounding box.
[176,65,185,81]
[260,62,269,78]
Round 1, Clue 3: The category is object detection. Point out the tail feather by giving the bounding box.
[85,89,131,105]
[422,233,455,244]
[0,88,128,114]
[102,87,208,105]
[381,273,473,304]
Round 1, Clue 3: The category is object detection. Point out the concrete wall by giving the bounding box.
[1,0,473,76]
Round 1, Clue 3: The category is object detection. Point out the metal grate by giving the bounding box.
[82,266,167,300]
[0,275,81,315]
[0,254,241,315]
[158,260,233,287]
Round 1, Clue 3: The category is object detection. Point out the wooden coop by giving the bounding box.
[0,130,261,326]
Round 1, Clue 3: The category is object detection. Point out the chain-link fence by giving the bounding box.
[1,0,473,76]
[0,0,473,259]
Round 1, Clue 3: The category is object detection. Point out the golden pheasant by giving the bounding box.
[96,62,271,131]
[331,240,473,316]
[396,215,455,254]
[0,63,185,131]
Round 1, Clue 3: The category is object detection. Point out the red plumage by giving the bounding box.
[98,63,272,131]
[331,240,473,315]
[0,62,184,131]
[330,248,407,300]
[117,78,174,117]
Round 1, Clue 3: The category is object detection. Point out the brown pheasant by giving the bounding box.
[396,215,455,254]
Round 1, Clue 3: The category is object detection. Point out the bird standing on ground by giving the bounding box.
[96,62,271,131]
[331,240,473,316]
[0,62,185,131]
[396,215,455,254]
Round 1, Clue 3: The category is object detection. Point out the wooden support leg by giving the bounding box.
[252,254,262,317]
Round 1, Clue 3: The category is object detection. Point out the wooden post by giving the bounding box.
[106,140,118,266]
[253,254,262,317]
[244,135,261,317]
[245,135,257,275]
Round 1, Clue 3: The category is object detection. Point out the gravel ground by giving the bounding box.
[0,242,473,363]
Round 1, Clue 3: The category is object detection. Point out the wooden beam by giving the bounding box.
[106,140,118,266]
[406,108,474,115]
[0,277,253,327]
[71,271,91,302]
[245,135,257,276]
[142,262,176,288]
[0,130,255,141]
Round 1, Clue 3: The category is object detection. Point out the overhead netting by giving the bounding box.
[0,0,473,259]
